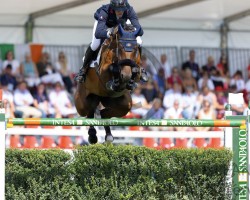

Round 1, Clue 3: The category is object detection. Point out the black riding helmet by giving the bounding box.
[110,0,129,11]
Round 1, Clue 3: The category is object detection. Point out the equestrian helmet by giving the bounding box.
[110,0,128,11]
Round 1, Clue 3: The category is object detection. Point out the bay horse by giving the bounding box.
[74,24,141,144]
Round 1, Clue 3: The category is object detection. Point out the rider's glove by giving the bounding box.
[107,28,114,38]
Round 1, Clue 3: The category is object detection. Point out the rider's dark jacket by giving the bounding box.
[94,4,144,39]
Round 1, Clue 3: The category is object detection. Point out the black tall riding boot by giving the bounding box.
[75,46,95,83]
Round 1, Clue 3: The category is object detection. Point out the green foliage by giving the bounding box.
[5,146,232,200]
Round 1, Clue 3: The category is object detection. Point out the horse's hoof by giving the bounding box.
[88,127,98,144]
[105,134,114,143]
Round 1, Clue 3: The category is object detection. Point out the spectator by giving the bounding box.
[140,54,155,77]
[145,98,165,132]
[181,86,198,119]
[0,64,17,92]
[55,52,73,93]
[166,67,182,89]
[215,86,227,119]
[194,99,216,132]
[49,82,76,118]
[33,83,55,118]
[198,71,215,91]
[20,53,40,88]
[131,85,151,118]
[217,55,229,78]
[36,52,64,86]
[13,81,42,118]
[230,70,245,93]
[210,68,225,89]
[182,68,198,92]
[163,82,182,110]
[2,51,20,76]
[196,85,223,117]
[145,98,164,120]
[141,78,158,104]
[159,54,171,78]
[201,56,216,76]
[0,83,23,118]
[153,68,166,98]
[182,50,200,81]
[164,99,185,132]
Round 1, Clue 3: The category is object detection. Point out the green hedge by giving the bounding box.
[6,146,232,200]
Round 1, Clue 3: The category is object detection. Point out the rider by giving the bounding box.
[75,0,148,83]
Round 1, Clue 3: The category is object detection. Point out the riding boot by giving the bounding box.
[75,46,96,83]
[138,46,149,82]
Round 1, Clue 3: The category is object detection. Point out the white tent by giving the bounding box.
[0,0,250,47]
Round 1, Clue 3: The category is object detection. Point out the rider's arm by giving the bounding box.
[127,7,144,36]
[95,10,110,39]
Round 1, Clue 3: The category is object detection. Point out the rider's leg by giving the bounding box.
[136,36,148,82]
[75,20,100,83]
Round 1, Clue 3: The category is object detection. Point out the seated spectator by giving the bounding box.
[166,67,182,89]
[210,68,225,89]
[131,85,151,118]
[159,54,171,78]
[2,51,20,76]
[182,68,198,92]
[36,52,64,86]
[33,83,55,118]
[164,99,186,132]
[153,68,166,98]
[230,70,245,93]
[194,99,216,132]
[196,85,223,117]
[141,78,157,104]
[13,81,42,118]
[201,56,216,76]
[20,53,40,88]
[145,98,164,120]
[182,86,198,119]
[215,86,227,119]
[198,71,215,91]
[49,82,76,118]
[163,82,182,110]
[0,64,17,92]
[55,52,73,93]
[0,83,23,118]
[217,55,229,78]
[182,49,200,81]
[141,54,156,77]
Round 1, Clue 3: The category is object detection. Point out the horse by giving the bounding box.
[74,24,142,144]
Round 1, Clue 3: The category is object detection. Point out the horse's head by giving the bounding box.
[105,24,141,91]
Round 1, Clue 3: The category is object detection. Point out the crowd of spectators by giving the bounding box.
[0,51,76,120]
[1,49,250,147]
[131,50,250,128]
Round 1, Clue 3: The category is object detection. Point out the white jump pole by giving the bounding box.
[0,90,5,200]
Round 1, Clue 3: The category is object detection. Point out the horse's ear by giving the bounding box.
[133,27,141,37]
[118,24,124,36]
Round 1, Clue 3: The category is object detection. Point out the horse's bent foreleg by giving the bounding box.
[100,92,132,118]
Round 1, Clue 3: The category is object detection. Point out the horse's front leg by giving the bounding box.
[87,111,98,144]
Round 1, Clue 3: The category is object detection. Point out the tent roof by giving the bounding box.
[0,0,250,31]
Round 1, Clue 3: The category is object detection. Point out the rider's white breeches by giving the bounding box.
[90,20,101,51]
[90,20,143,52]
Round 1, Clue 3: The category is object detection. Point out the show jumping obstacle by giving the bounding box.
[0,89,249,199]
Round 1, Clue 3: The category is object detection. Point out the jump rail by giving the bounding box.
[7,118,246,127]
